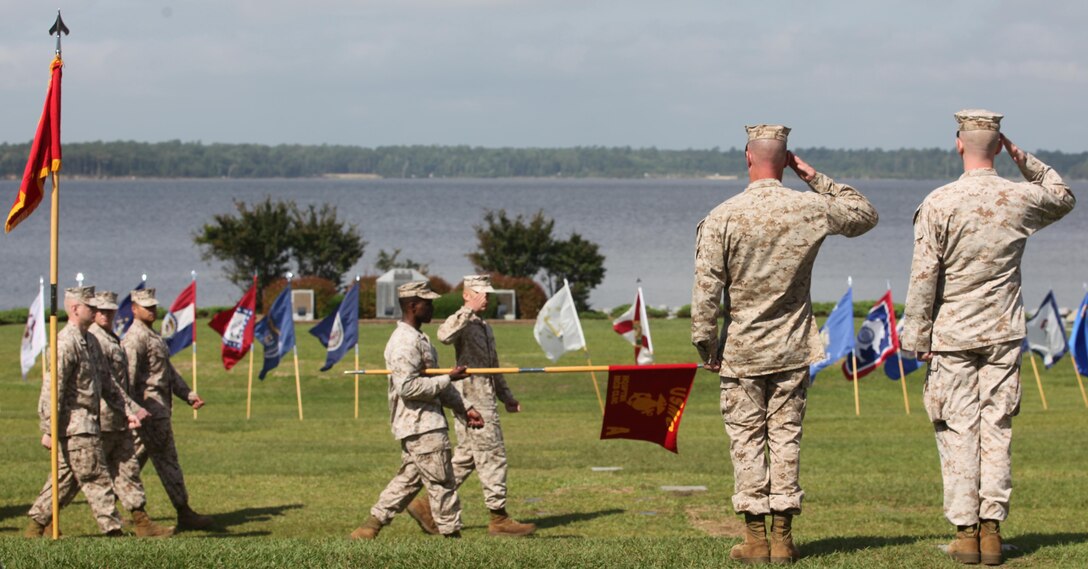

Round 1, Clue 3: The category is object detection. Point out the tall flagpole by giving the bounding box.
[888,281,910,415]
[1027,352,1048,411]
[46,11,68,541]
[288,273,304,421]
[354,275,360,420]
[191,271,199,420]
[852,352,860,416]
[564,280,603,415]
[40,277,48,386]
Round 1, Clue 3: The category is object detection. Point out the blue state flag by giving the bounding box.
[1068,292,1088,375]
[884,322,923,380]
[112,280,146,338]
[842,290,898,380]
[255,283,296,380]
[310,283,360,371]
[810,286,854,380]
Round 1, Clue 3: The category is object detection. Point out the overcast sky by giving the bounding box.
[1,1,1085,151]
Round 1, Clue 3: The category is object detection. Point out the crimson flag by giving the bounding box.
[208,280,257,370]
[599,364,697,453]
[6,56,63,233]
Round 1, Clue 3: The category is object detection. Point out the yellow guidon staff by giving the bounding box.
[345,365,613,376]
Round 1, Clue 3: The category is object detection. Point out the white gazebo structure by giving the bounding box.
[376,268,429,319]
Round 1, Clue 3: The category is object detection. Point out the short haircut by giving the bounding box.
[747,138,788,167]
[959,129,1001,157]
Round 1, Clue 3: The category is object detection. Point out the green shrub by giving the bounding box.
[675,304,691,318]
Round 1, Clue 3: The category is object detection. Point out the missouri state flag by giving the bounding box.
[6,56,62,233]
[310,282,359,371]
[162,281,196,356]
[255,282,296,380]
[843,290,898,380]
[209,279,257,370]
[612,287,654,365]
[600,364,697,453]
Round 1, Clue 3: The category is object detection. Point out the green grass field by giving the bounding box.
[1,318,1086,568]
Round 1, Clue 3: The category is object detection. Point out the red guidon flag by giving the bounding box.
[6,56,63,233]
[208,279,257,370]
[600,364,697,453]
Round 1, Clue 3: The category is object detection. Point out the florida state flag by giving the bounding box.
[208,279,257,370]
[600,364,697,453]
[6,56,63,233]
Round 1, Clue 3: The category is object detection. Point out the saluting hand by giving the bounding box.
[787,151,817,182]
[1000,134,1027,167]
[464,289,488,313]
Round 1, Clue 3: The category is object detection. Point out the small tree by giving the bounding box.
[290,203,366,285]
[468,210,554,278]
[545,233,606,312]
[194,198,294,308]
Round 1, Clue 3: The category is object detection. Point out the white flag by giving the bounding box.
[21,281,47,379]
[612,287,654,365]
[1025,291,1068,368]
[534,280,587,363]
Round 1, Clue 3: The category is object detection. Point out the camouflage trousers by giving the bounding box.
[925,340,1021,526]
[134,418,189,510]
[452,407,508,510]
[720,367,808,515]
[28,434,123,533]
[101,430,147,513]
[371,430,463,534]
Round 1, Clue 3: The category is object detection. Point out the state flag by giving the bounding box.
[599,364,697,453]
[21,281,47,379]
[533,280,586,363]
[612,287,654,365]
[310,282,359,371]
[209,279,257,370]
[162,281,196,356]
[1069,292,1088,375]
[1024,291,1067,368]
[5,56,62,233]
[254,282,296,379]
[842,290,898,380]
[112,279,146,338]
[810,285,854,380]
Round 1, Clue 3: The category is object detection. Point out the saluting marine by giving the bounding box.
[433,275,535,537]
[691,124,878,564]
[902,110,1074,566]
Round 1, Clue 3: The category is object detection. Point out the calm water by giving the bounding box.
[1,177,1086,312]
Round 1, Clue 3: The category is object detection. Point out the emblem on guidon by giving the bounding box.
[327,313,344,352]
[224,307,254,350]
[857,319,884,349]
[161,313,178,339]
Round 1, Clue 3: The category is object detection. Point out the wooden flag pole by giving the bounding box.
[1027,352,1048,411]
[896,348,911,415]
[191,271,198,420]
[246,348,255,419]
[346,364,690,375]
[354,343,360,419]
[852,352,860,416]
[48,173,60,539]
[1070,354,1088,409]
[293,345,304,421]
[581,348,605,415]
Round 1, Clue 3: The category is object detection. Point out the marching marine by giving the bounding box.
[902,110,1074,565]
[691,124,878,563]
[351,280,484,539]
[433,275,535,537]
[89,290,175,537]
[122,288,213,531]
[25,287,140,537]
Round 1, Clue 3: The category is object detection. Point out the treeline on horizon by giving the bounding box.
[2,140,1087,180]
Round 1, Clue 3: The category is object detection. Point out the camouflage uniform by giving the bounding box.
[692,130,878,515]
[122,318,196,510]
[89,322,149,513]
[369,321,473,535]
[903,132,1074,526]
[28,321,130,532]
[438,305,517,511]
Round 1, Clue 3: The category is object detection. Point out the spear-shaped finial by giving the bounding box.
[49,11,69,56]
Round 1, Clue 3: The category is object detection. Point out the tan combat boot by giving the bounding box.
[24,519,46,538]
[176,504,214,531]
[730,513,771,564]
[350,515,384,540]
[488,508,536,537]
[770,512,800,564]
[979,520,1002,566]
[132,509,175,538]
[406,495,440,535]
[947,524,981,565]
